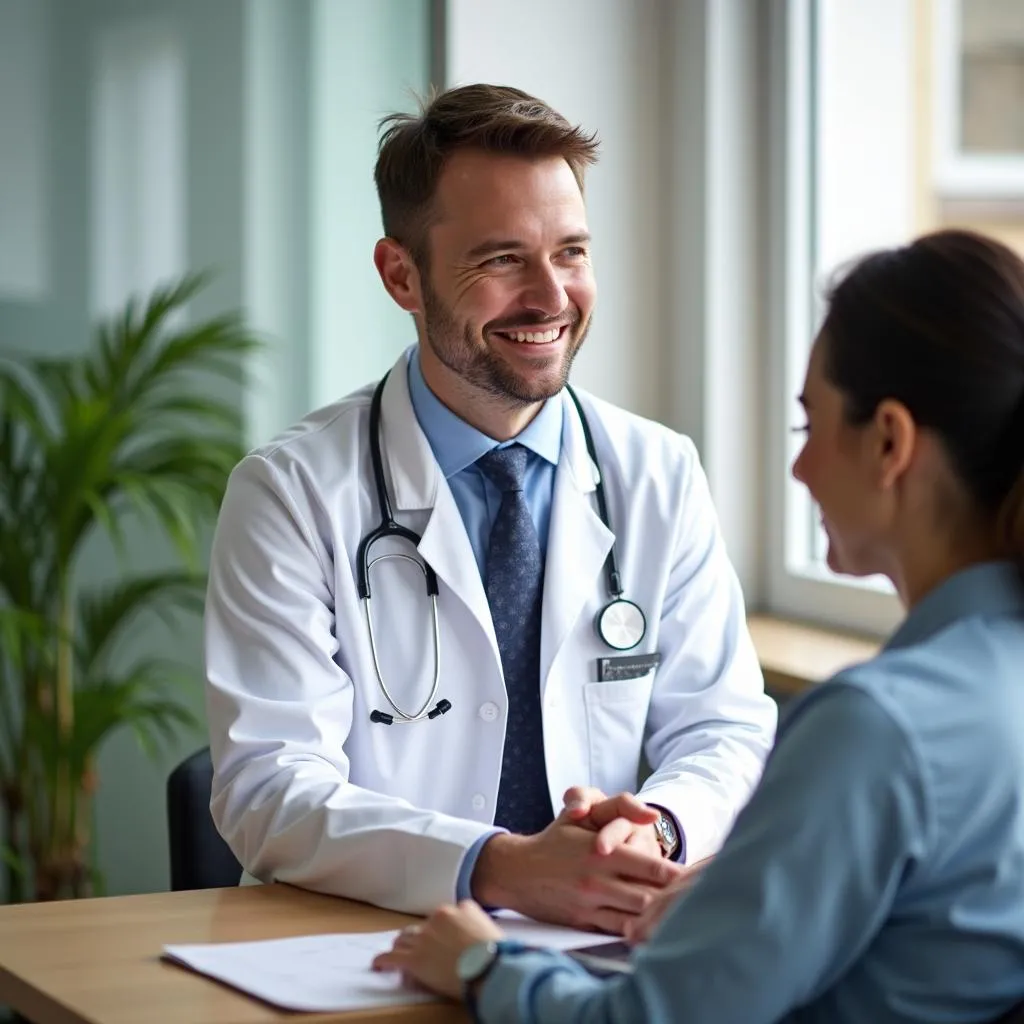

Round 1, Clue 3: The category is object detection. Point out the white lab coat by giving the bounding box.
[205,353,776,914]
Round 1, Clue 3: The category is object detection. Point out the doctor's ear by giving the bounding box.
[374,238,423,314]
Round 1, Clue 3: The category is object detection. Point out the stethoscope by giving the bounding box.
[358,372,647,725]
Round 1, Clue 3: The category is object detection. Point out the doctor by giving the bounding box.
[204,83,776,926]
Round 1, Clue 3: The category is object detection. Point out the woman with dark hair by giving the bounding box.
[374,229,1024,1023]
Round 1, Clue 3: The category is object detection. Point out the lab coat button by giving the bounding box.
[471,793,486,810]
[478,702,499,722]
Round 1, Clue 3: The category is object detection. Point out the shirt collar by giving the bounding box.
[885,560,1024,652]
[405,346,563,478]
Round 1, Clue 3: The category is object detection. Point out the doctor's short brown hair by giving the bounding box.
[374,83,600,265]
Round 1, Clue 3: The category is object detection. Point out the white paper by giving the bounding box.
[163,914,608,1013]
[495,910,615,951]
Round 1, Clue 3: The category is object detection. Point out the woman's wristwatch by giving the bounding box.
[457,940,528,1014]
[457,940,503,989]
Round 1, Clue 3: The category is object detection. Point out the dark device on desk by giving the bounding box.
[566,939,635,976]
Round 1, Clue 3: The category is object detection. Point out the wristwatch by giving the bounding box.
[457,940,502,988]
[652,810,681,859]
[457,939,527,1010]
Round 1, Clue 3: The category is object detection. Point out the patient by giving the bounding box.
[373,228,1024,1023]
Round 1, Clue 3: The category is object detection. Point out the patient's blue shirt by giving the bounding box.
[477,561,1024,1024]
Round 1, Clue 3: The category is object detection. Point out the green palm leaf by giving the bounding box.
[0,271,258,900]
[76,572,206,679]
[132,394,245,435]
[0,843,25,878]
[72,659,200,769]
[0,607,51,668]
[0,608,52,774]
[0,361,56,444]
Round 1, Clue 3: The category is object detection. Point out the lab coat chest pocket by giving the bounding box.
[582,672,655,795]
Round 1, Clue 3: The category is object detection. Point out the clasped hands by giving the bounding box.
[470,785,686,935]
[372,787,706,998]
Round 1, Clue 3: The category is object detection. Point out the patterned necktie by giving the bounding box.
[477,445,554,835]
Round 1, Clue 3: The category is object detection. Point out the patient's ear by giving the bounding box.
[374,238,422,314]
[873,399,916,490]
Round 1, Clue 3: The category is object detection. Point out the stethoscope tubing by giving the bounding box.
[363,553,443,723]
[360,371,647,724]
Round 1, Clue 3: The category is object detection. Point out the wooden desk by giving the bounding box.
[0,884,468,1024]
[747,614,880,699]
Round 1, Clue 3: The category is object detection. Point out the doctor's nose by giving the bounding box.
[519,264,569,317]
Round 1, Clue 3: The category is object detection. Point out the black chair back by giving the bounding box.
[166,746,242,890]
[994,1001,1024,1024]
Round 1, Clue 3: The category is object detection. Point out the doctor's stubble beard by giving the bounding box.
[419,276,589,405]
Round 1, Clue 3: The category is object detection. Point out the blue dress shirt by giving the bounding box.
[406,349,562,574]
[406,348,563,900]
[476,561,1024,1023]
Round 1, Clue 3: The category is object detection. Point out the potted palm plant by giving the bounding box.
[0,274,257,902]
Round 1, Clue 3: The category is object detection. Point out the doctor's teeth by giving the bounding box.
[506,328,560,343]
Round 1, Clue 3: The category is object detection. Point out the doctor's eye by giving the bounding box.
[484,254,519,267]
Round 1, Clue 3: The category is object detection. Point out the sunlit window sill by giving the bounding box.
[747,615,881,700]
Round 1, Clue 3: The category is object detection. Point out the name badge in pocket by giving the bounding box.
[596,652,661,683]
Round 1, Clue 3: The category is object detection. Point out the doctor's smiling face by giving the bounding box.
[379,150,596,436]
[418,151,594,410]
[373,84,601,439]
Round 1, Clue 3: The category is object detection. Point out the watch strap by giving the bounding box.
[463,939,529,1019]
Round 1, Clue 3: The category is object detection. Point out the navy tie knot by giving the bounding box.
[477,445,529,494]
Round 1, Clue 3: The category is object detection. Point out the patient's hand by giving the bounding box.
[372,901,503,1000]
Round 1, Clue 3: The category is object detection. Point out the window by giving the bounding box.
[934,0,1024,197]
[765,0,1024,634]
[92,18,185,319]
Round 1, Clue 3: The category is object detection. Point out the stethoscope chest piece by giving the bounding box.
[596,598,646,651]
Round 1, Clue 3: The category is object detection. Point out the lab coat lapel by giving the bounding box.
[378,359,499,658]
[541,391,614,691]
[418,487,498,657]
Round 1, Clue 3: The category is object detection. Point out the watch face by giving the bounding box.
[655,814,677,855]
[457,940,498,984]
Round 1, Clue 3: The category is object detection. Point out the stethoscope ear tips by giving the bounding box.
[370,699,451,725]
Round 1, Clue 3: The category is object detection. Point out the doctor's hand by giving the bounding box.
[470,819,685,935]
[561,786,663,860]
[372,900,503,1000]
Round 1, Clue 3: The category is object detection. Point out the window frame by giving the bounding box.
[762,0,902,637]
[932,0,1024,200]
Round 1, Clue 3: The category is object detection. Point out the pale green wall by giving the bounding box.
[0,0,431,898]
[308,0,432,410]
[88,0,249,898]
